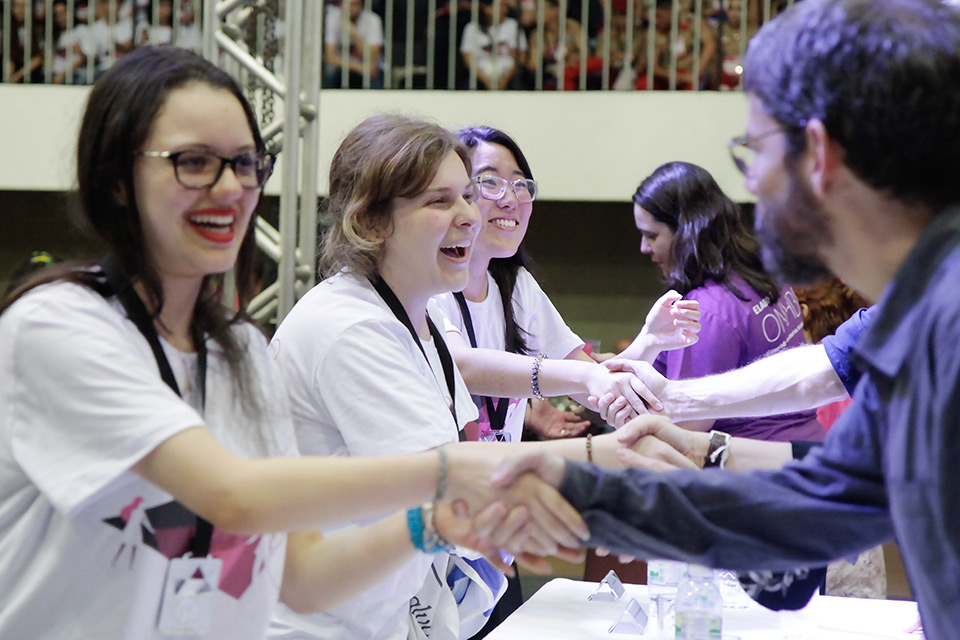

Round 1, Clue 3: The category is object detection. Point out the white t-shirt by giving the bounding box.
[324,5,384,62]
[82,17,134,72]
[434,267,584,443]
[0,281,297,639]
[268,271,477,640]
[53,26,86,75]
[459,18,528,81]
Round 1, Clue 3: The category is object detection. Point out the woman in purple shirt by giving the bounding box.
[632,161,825,443]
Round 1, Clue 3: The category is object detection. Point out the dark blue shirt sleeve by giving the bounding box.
[559,386,894,572]
[820,306,875,394]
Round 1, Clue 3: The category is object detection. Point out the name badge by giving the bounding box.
[157,556,222,636]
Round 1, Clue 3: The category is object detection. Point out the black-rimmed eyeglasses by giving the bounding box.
[474,175,538,202]
[138,149,275,190]
[727,124,805,175]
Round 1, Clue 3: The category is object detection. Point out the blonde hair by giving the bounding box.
[319,115,471,279]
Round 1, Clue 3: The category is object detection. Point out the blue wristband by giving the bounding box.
[407,507,426,552]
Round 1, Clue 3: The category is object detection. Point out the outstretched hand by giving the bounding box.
[642,290,701,352]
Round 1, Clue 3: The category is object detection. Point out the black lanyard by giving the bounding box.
[98,255,213,557]
[370,276,465,442]
[453,292,509,435]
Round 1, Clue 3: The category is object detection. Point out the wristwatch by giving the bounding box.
[703,430,732,469]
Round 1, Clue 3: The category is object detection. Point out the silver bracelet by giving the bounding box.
[531,352,547,400]
[421,502,454,553]
[433,446,449,503]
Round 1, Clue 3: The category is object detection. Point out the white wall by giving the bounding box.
[0,85,752,202]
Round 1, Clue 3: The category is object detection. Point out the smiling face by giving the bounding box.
[633,203,675,278]
[133,82,260,288]
[744,94,832,285]
[377,150,481,307]
[470,141,534,264]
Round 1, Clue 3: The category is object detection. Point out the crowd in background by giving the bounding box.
[1,0,199,83]
[1,0,784,89]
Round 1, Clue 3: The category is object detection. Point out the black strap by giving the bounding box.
[97,255,213,557]
[453,292,509,435]
[370,276,465,442]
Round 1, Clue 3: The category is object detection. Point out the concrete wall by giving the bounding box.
[0,85,752,201]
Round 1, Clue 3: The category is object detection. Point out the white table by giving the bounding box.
[486,578,921,639]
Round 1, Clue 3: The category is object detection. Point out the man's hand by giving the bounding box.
[595,360,671,427]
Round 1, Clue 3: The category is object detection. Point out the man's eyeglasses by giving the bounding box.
[474,175,538,202]
[138,149,275,190]
[727,124,805,175]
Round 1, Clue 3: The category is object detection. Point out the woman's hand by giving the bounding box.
[643,290,701,351]
[525,398,591,439]
[614,414,702,470]
[617,291,701,362]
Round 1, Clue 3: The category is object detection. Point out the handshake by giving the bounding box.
[431,414,699,575]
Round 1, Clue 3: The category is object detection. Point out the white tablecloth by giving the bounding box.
[486,578,921,639]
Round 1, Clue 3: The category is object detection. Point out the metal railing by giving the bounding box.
[3,0,791,90]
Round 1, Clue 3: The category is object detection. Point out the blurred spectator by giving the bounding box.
[323,0,384,88]
[793,276,870,430]
[50,0,89,83]
[524,0,585,89]
[604,0,648,90]
[637,0,716,90]
[706,0,759,90]
[793,276,885,600]
[460,0,527,90]
[80,0,134,81]
[7,0,44,83]
[136,0,198,50]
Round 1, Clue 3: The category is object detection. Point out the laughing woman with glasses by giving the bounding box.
[0,48,590,640]
[434,126,702,446]
[431,127,703,633]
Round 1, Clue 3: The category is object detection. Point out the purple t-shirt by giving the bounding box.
[654,276,826,442]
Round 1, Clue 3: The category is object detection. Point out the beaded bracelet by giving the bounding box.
[586,433,594,464]
[422,502,454,553]
[407,504,453,553]
[531,352,547,400]
[407,506,426,551]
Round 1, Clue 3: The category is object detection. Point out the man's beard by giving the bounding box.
[754,170,834,287]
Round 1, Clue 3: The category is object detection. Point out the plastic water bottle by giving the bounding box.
[647,559,687,596]
[675,564,723,640]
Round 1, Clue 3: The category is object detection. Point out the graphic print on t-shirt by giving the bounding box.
[104,498,272,599]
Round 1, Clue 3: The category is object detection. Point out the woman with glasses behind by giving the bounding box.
[435,126,701,448]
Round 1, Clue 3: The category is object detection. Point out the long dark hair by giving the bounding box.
[633,161,780,303]
[458,126,534,355]
[2,47,266,417]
